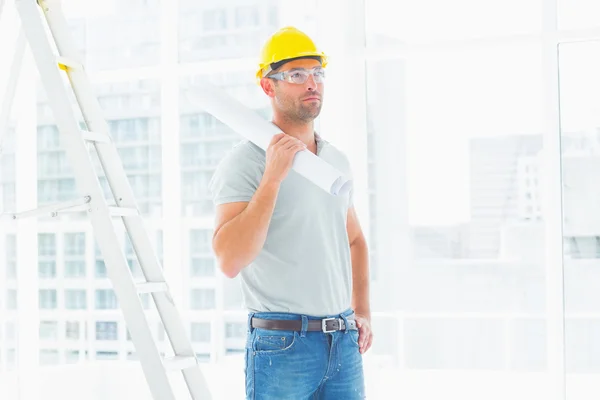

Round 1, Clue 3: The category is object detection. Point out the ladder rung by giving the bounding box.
[2,196,91,219]
[81,129,110,143]
[56,56,82,71]
[136,282,168,294]
[109,206,138,217]
[163,356,198,372]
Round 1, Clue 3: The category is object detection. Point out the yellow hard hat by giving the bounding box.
[256,26,328,84]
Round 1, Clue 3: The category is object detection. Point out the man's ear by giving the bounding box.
[260,78,276,98]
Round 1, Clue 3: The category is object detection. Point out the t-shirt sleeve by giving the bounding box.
[208,145,262,206]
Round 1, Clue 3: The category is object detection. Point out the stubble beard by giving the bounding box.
[296,100,322,122]
[274,89,323,124]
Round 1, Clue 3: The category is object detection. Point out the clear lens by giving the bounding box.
[285,68,325,84]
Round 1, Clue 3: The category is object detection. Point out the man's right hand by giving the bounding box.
[263,133,306,184]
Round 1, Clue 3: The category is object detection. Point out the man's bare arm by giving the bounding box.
[212,180,280,278]
[212,133,306,278]
[347,205,373,353]
[347,206,371,320]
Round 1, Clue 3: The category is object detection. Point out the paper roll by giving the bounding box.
[187,83,352,196]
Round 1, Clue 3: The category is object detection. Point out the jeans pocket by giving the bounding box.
[349,329,360,346]
[253,329,298,355]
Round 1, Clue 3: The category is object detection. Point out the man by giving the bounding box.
[209,26,372,399]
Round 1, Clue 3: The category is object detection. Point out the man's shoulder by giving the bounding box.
[217,139,266,168]
[319,139,352,174]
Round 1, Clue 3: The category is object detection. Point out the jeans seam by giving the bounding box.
[251,347,255,400]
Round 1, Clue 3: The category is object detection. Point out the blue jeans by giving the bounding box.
[245,308,366,399]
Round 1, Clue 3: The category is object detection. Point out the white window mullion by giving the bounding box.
[542,0,566,399]
[14,46,40,400]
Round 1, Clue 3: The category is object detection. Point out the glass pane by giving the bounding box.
[5,235,17,279]
[190,289,216,310]
[559,40,600,399]
[64,232,86,256]
[366,0,542,46]
[558,0,600,30]
[95,321,119,341]
[39,321,59,340]
[179,69,268,217]
[0,127,16,211]
[96,79,163,217]
[190,322,211,342]
[365,42,547,397]
[63,1,160,69]
[178,0,288,62]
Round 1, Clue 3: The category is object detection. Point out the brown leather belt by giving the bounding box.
[251,317,357,333]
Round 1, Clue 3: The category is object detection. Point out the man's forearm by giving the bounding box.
[213,179,280,277]
[350,237,371,320]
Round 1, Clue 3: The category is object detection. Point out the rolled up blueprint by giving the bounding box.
[186,83,352,196]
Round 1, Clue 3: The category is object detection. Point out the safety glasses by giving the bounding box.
[268,67,325,84]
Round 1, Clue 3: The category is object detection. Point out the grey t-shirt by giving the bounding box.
[208,135,354,317]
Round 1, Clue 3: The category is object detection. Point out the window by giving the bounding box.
[5,235,16,258]
[202,9,227,31]
[267,6,278,27]
[190,289,216,310]
[6,290,17,309]
[6,322,16,340]
[558,0,600,30]
[96,321,118,340]
[365,0,541,46]
[191,257,215,277]
[39,321,59,340]
[190,322,211,342]
[38,261,56,278]
[38,233,56,256]
[39,289,57,309]
[37,125,60,149]
[65,350,80,363]
[182,171,214,198]
[65,321,80,340]
[64,232,86,255]
[65,261,86,278]
[96,351,118,360]
[38,152,71,177]
[190,230,212,253]
[5,235,17,279]
[235,6,259,28]
[5,349,16,367]
[58,179,76,200]
[39,349,59,365]
[95,289,118,309]
[225,322,245,339]
[1,154,15,178]
[65,290,87,309]
[149,175,161,198]
[2,182,16,210]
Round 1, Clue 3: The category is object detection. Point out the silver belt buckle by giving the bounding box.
[321,317,338,333]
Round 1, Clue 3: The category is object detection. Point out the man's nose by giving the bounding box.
[304,74,318,90]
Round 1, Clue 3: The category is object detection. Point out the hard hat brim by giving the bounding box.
[256,53,328,83]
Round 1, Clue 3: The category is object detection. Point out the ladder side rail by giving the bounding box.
[37,0,204,378]
[14,2,178,400]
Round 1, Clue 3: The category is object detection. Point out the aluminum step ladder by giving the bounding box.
[11,0,212,398]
